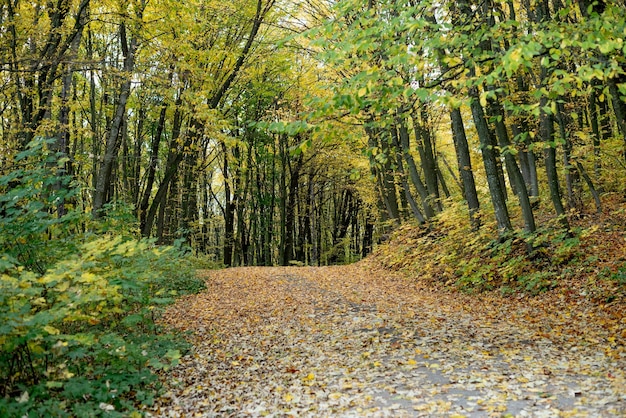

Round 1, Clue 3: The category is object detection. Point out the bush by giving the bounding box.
[0,235,206,416]
[0,138,207,416]
[0,138,82,274]
[372,200,588,294]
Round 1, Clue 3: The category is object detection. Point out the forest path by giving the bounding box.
[147,263,625,417]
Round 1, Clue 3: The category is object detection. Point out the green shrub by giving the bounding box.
[0,137,83,273]
[0,137,207,416]
[610,265,626,286]
[0,235,204,416]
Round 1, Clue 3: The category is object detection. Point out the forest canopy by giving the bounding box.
[1,0,625,268]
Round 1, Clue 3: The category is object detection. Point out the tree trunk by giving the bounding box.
[487,93,536,233]
[397,121,435,218]
[138,98,169,226]
[556,101,582,210]
[540,97,570,229]
[222,140,236,267]
[282,151,303,266]
[450,107,480,228]
[141,106,187,237]
[392,126,426,223]
[469,85,512,233]
[412,110,442,212]
[576,161,602,213]
[366,126,401,223]
[93,22,138,218]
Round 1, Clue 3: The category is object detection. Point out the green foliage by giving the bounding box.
[0,235,204,416]
[0,138,82,273]
[610,265,626,286]
[0,142,207,415]
[373,201,592,294]
[93,201,141,238]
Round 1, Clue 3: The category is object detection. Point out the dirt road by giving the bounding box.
[147,263,625,417]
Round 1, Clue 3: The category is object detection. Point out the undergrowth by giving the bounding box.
[0,138,212,416]
[372,197,626,297]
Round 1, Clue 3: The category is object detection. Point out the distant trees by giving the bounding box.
[0,0,375,266]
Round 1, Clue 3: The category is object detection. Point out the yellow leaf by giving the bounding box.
[283,393,293,402]
[61,369,75,379]
[407,359,417,365]
[80,272,98,283]
[56,280,69,292]
[43,325,60,335]
[305,373,315,381]
[479,93,487,108]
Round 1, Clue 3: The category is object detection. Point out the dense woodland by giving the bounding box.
[2,0,626,266]
[1,0,626,263]
[1,0,626,415]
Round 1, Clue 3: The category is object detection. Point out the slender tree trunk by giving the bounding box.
[362,215,374,258]
[576,161,602,213]
[222,141,236,267]
[93,22,139,218]
[540,99,570,229]
[487,94,536,233]
[278,135,288,264]
[589,86,602,176]
[450,107,480,228]
[282,151,303,266]
[391,128,426,224]
[509,74,540,200]
[366,126,401,223]
[608,78,626,163]
[436,161,451,198]
[139,97,170,226]
[556,101,582,210]
[397,121,435,218]
[412,110,442,212]
[141,106,187,236]
[469,84,512,233]
[53,66,73,218]
[392,126,426,223]
[131,106,144,207]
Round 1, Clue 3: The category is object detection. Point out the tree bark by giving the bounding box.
[93,21,139,218]
[487,94,536,233]
[138,97,170,226]
[397,121,435,219]
[412,110,442,212]
[450,107,480,228]
[392,126,426,223]
[540,97,570,229]
[468,83,512,233]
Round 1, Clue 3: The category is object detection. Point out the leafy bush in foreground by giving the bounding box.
[0,236,207,416]
[0,138,207,416]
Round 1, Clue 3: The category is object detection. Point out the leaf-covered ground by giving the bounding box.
[146,262,625,417]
